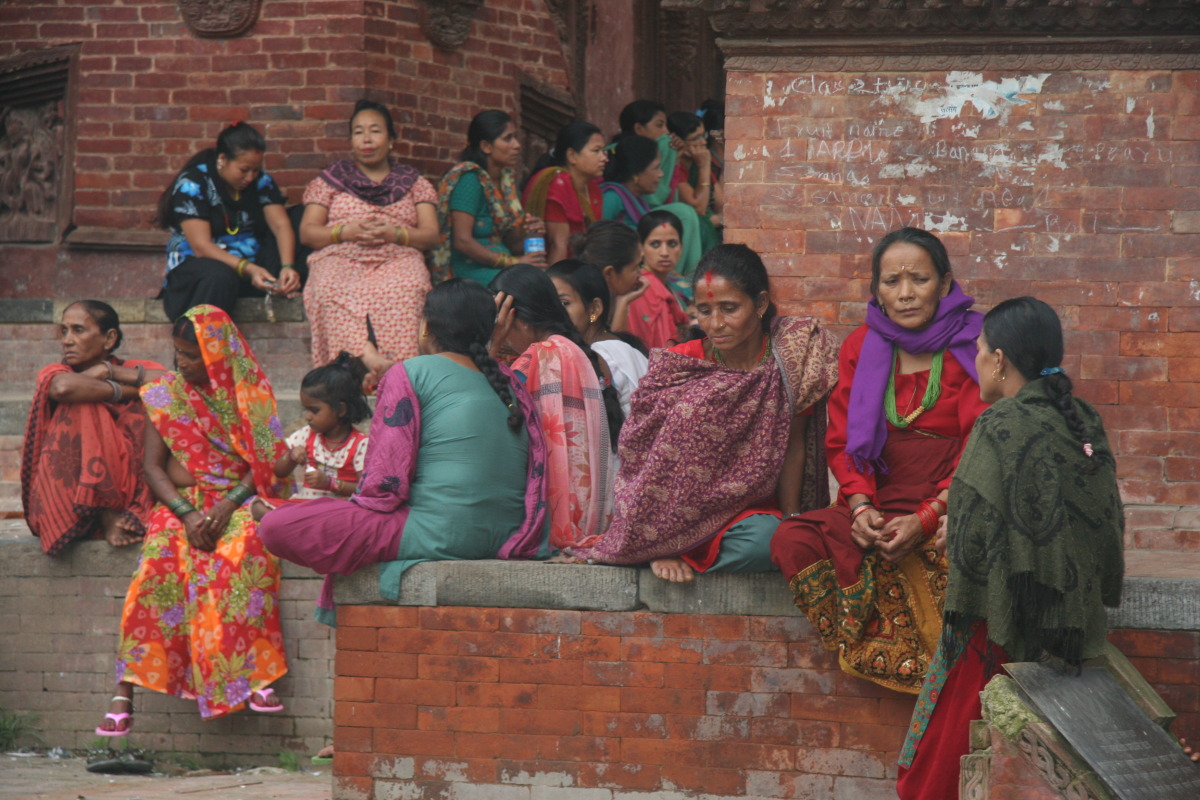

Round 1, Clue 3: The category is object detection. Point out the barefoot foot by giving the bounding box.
[650,557,695,583]
[101,510,141,547]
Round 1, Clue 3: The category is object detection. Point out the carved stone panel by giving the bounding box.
[0,47,76,244]
[420,0,485,50]
[178,0,262,38]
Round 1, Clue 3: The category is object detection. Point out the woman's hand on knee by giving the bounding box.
[850,507,884,551]
[877,514,925,563]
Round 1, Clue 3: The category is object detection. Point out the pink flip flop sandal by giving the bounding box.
[95,695,133,737]
[249,688,283,713]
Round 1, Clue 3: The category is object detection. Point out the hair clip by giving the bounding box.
[1040,366,1065,376]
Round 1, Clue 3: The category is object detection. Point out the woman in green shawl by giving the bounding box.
[897,296,1124,799]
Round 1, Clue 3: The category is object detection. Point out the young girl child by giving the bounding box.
[274,353,371,500]
[627,210,693,350]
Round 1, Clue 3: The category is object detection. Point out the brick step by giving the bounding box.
[0,296,314,399]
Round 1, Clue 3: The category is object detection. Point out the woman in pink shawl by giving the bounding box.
[258,279,547,624]
[573,244,838,583]
[490,264,625,552]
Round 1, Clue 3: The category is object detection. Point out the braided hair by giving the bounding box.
[490,264,625,450]
[424,279,523,431]
[982,296,1097,469]
[302,352,372,425]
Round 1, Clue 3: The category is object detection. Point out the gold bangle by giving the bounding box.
[330,224,343,244]
[396,226,409,247]
[698,182,711,187]
[235,258,249,278]
[493,252,506,268]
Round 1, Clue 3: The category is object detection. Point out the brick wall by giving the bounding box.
[0,0,570,299]
[722,66,1200,520]
[0,533,334,764]
[328,602,1200,800]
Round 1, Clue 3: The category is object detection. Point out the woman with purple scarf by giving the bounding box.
[573,244,837,583]
[771,227,990,694]
[300,99,439,366]
[258,279,547,625]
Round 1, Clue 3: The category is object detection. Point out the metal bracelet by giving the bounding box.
[106,379,123,402]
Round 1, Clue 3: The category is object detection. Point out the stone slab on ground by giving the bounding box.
[0,754,332,800]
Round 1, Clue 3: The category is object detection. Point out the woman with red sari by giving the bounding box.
[490,265,624,551]
[521,121,607,265]
[300,99,439,366]
[573,244,837,582]
[22,301,164,554]
[771,227,989,694]
[95,306,293,735]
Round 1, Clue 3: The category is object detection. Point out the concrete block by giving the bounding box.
[638,570,800,618]
[432,561,640,612]
[1107,577,1200,631]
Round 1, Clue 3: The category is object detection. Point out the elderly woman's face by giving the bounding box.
[874,242,951,332]
[631,156,663,196]
[351,109,394,170]
[59,305,115,371]
[695,273,767,357]
[173,336,209,387]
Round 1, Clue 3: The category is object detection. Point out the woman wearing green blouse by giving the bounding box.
[430,110,545,284]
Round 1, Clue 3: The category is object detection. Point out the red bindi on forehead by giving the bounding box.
[704,270,715,298]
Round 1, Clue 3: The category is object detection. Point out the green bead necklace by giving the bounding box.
[884,347,944,427]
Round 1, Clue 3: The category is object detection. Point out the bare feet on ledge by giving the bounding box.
[650,557,694,583]
[101,509,142,547]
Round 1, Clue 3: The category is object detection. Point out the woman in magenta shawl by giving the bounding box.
[572,244,838,583]
[258,280,547,623]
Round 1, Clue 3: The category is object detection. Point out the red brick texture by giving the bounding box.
[724,68,1200,514]
[330,604,1200,799]
[0,0,570,297]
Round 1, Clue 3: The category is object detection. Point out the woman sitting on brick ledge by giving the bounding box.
[300,99,440,366]
[22,301,165,554]
[258,279,548,625]
[157,122,300,322]
[897,297,1124,799]
[771,227,989,695]
[96,305,294,735]
[571,244,837,583]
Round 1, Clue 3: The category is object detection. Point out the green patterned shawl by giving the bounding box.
[944,379,1124,666]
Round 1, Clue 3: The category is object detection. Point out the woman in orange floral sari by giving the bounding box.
[96,305,293,734]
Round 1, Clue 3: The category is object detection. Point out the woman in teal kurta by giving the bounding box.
[258,280,548,623]
[429,110,545,284]
[602,133,706,278]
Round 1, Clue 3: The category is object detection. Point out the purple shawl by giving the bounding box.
[845,281,982,474]
[320,158,421,206]
[600,182,650,224]
[573,316,837,565]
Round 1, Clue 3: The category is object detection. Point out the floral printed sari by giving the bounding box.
[117,305,292,720]
[513,335,611,551]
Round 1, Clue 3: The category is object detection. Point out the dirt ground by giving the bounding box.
[0,752,332,800]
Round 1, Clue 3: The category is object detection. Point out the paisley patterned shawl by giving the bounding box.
[320,157,421,207]
[429,161,528,283]
[140,305,292,501]
[574,316,837,564]
[944,378,1124,666]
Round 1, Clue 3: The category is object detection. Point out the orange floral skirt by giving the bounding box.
[115,488,288,720]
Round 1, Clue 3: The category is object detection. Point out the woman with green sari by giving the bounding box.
[430,110,545,284]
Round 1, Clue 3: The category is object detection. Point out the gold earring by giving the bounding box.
[588,314,598,324]
[991,367,1006,382]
